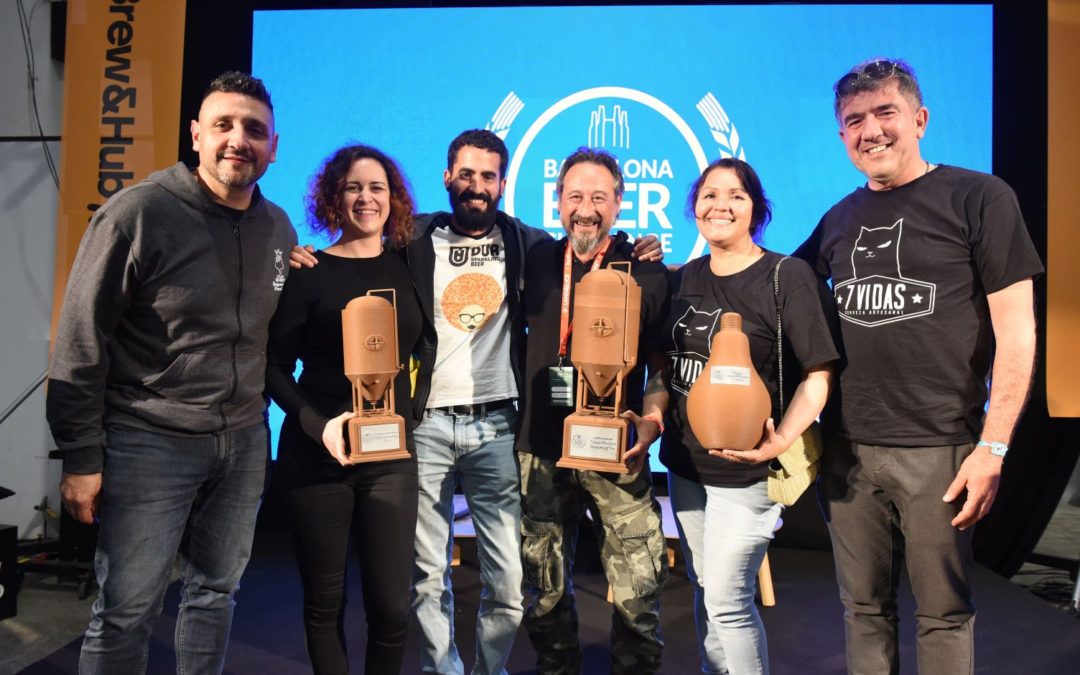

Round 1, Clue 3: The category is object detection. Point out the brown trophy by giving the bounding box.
[686,312,770,451]
[341,290,410,463]
[559,263,642,474]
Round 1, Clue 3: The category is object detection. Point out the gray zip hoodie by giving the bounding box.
[46,162,297,473]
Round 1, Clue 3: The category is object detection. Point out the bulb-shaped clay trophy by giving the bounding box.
[341,289,410,463]
[686,312,771,451]
[559,262,642,474]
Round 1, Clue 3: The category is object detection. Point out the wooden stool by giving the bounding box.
[450,494,472,567]
[758,515,782,607]
[758,548,776,607]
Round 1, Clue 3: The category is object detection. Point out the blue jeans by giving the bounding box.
[668,472,782,675]
[411,406,524,675]
[80,423,270,675]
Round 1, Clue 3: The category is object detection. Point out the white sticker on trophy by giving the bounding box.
[567,424,621,461]
[710,366,751,386]
[359,423,401,452]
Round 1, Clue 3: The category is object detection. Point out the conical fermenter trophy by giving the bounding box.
[559,262,641,474]
[341,290,411,463]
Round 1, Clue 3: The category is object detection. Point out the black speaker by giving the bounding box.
[51,1,67,62]
[0,524,17,620]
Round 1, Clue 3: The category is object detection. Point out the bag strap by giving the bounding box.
[772,257,788,419]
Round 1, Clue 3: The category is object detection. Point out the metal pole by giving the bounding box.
[1072,561,1080,613]
[0,370,48,427]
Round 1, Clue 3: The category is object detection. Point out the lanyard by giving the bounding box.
[558,236,612,360]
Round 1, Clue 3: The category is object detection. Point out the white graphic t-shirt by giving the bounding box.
[427,225,517,407]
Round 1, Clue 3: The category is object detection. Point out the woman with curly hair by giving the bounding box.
[266,144,423,674]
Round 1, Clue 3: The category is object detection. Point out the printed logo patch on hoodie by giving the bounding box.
[273,249,286,291]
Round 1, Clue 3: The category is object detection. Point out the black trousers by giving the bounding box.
[819,436,975,675]
[284,458,419,675]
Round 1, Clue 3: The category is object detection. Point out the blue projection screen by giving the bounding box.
[252,4,993,464]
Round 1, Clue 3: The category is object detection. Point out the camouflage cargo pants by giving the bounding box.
[518,451,668,675]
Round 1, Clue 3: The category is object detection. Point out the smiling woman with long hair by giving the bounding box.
[266,144,423,675]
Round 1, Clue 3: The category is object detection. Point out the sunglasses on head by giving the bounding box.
[835,60,911,97]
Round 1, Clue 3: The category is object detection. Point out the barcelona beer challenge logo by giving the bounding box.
[484,87,747,264]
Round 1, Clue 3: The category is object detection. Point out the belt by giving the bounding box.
[432,398,515,417]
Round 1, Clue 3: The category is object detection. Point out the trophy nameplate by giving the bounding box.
[347,416,409,462]
[341,290,411,464]
[557,263,641,474]
[561,410,632,474]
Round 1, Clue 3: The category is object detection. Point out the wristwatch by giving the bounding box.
[977,440,1009,458]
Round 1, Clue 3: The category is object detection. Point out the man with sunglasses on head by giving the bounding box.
[796,59,1042,674]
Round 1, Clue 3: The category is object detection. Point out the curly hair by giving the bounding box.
[686,158,773,243]
[306,145,415,250]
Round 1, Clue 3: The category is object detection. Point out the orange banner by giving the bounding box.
[51,0,187,338]
[1048,1,1080,417]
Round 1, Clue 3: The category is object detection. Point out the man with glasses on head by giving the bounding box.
[796,59,1042,674]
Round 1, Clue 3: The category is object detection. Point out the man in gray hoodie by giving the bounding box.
[45,72,296,674]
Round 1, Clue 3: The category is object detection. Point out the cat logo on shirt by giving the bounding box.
[833,218,936,327]
[666,305,721,395]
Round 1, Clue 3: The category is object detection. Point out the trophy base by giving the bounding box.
[558,413,631,474]
[346,415,410,464]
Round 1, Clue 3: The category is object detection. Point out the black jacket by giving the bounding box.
[404,210,550,418]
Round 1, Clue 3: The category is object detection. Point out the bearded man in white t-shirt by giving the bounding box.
[405,129,544,675]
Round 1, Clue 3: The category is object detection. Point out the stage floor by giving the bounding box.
[18,529,1079,674]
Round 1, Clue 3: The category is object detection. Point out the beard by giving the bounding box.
[566,215,608,258]
[448,187,499,234]
[208,149,261,188]
[570,231,602,257]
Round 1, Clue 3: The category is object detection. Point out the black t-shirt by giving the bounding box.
[650,251,840,487]
[516,234,670,459]
[266,249,423,480]
[795,165,1044,446]
[217,204,246,221]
